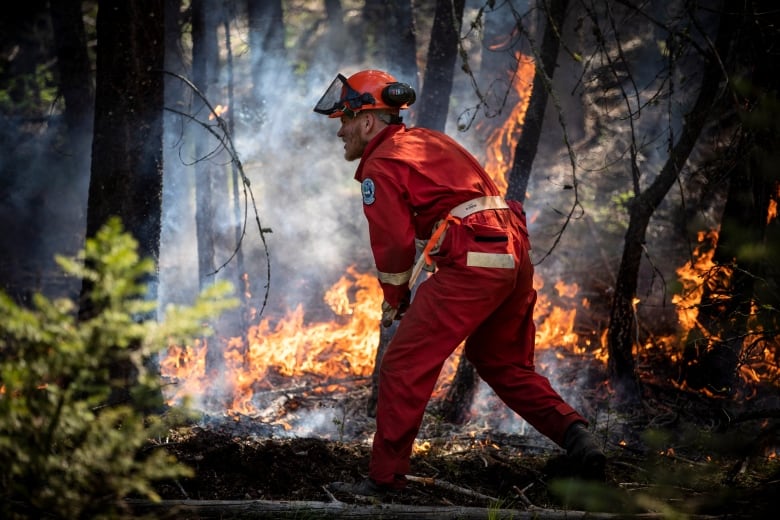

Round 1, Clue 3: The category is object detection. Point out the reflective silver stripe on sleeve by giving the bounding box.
[466,252,515,269]
[377,267,413,286]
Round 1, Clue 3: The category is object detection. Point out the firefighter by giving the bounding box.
[314,69,606,496]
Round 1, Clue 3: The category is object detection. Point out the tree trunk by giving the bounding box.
[680,149,770,394]
[160,0,200,307]
[248,0,285,111]
[607,6,734,402]
[48,0,94,297]
[86,0,165,283]
[83,0,165,408]
[324,0,344,32]
[415,0,465,131]
[381,0,418,95]
[366,321,398,417]
[505,0,568,203]
[191,0,221,290]
[49,0,93,151]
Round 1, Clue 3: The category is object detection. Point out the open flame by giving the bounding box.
[208,104,229,120]
[669,229,779,395]
[161,265,380,416]
[672,230,723,333]
[160,223,777,420]
[160,54,778,424]
[482,52,536,194]
[161,267,591,419]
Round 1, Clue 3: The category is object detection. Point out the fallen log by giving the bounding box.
[405,474,497,503]
[127,498,722,519]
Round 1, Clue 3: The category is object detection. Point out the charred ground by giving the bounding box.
[146,350,780,518]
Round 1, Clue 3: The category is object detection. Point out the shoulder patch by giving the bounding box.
[361,178,376,205]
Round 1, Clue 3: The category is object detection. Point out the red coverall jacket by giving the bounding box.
[353,124,586,488]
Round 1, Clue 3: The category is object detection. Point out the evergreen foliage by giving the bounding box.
[0,217,238,519]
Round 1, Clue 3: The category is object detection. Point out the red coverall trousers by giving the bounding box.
[368,204,586,487]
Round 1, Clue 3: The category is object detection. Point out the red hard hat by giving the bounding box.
[313,69,416,118]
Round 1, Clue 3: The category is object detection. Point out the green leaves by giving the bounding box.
[0,217,237,519]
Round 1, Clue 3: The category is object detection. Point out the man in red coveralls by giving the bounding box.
[314,69,606,496]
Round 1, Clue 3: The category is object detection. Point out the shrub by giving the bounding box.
[0,217,238,519]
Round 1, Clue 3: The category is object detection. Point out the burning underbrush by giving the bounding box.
[147,228,779,516]
[147,346,780,517]
[146,54,780,515]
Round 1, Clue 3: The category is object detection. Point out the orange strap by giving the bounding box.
[423,214,461,265]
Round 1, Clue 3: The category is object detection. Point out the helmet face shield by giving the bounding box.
[313,74,375,118]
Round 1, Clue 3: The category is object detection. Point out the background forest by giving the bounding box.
[1,0,779,518]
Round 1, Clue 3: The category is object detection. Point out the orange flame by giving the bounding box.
[161,265,381,416]
[159,56,778,421]
[209,104,229,120]
[671,230,721,332]
[161,265,592,417]
[483,52,536,193]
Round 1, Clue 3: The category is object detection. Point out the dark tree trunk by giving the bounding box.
[439,347,478,424]
[192,0,240,386]
[504,0,568,203]
[388,1,418,94]
[248,0,286,110]
[358,0,416,95]
[360,0,383,65]
[415,0,465,131]
[366,322,398,417]
[191,0,221,290]
[83,0,165,408]
[607,7,734,402]
[379,0,418,95]
[324,0,344,32]
[318,0,355,65]
[49,0,94,148]
[680,152,770,395]
[48,0,94,297]
[160,0,199,307]
[86,0,165,277]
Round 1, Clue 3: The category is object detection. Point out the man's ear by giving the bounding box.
[363,112,375,129]
[360,112,378,137]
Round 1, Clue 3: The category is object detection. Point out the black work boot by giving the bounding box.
[329,478,391,498]
[563,422,607,480]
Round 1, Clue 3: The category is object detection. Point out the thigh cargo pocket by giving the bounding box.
[465,223,515,269]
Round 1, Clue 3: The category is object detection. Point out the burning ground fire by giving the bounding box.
[159,227,773,433]
[159,219,778,435]
[159,54,778,435]
[159,267,584,420]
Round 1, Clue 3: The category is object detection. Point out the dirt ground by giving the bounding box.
[148,351,780,518]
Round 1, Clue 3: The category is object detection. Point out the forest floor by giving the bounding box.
[140,349,780,519]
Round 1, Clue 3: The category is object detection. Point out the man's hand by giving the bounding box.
[380,293,410,328]
[381,300,397,328]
